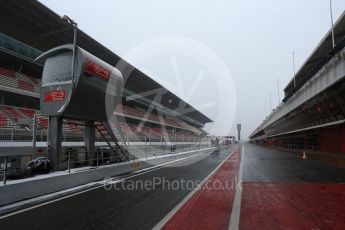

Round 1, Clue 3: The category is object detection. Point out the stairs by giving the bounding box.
[95,121,129,161]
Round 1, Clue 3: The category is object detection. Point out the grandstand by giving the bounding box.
[0,0,212,163]
[250,11,345,154]
[0,66,206,144]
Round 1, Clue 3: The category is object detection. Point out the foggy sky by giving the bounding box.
[40,0,345,138]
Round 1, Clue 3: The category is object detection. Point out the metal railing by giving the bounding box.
[0,156,8,185]
[0,142,211,185]
[64,142,211,174]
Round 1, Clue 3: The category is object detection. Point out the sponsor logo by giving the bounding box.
[44,89,65,102]
[85,58,110,81]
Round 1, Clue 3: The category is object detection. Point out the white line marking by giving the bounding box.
[0,150,214,220]
[0,148,216,212]
[229,145,245,230]
[153,146,240,230]
[1,147,216,186]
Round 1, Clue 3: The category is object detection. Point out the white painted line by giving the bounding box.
[0,147,216,186]
[0,149,213,214]
[0,181,102,213]
[138,147,216,161]
[0,149,214,220]
[153,146,240,230]
[228,145,245,230]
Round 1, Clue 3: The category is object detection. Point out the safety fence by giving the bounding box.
[0,142,212,184]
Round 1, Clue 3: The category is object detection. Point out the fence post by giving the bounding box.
[174,128,176,149]
[68,150,71,174]
[11,127,14,142]
[3,156,7,185]
[149,130,151,147]
[32,114,37,160]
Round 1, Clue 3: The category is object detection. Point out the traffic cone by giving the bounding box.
[301,151,307,159]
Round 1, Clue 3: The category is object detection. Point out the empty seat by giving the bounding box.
[0,67,16,78]
[17,79,35,92]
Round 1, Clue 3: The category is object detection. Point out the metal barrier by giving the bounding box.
[0,142,212,185]
[64,142,211,174]
[0,156,7,185]
[0,154,33,185]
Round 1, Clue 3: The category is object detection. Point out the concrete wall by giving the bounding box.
[0,147,215,206]
[251,47,345,139]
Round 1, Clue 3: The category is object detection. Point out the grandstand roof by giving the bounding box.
[284,11,345,101]
[0,0,212,125]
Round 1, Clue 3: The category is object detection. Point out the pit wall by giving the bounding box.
[0,142,211,173]
[0,146,216,206]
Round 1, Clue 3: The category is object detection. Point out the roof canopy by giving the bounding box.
[284,11,345,101]
[0,0,212,124]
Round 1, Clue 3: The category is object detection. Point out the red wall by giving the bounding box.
[342,126,345,153]
[0,114,7,128]
[319,126,345,154]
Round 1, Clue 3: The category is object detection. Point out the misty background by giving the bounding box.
[40,0,345,138]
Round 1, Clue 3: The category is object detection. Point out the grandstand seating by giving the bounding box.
[115,104,200,133]
[1,106,19,122]
[0,67,41,94]
[38,118,48,129]
[0,66,202,141]
[0,114,7,128]
[65,120,83,134]
[0,67,16,78]
[17,79,35,92]
[0,104,199,142]
[19,108,36,118]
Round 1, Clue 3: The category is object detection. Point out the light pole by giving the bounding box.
[269,92,272,112]
[292,51,296,87]
[277,78,281,104]
[61,15,78,89]
[330,0,336,48]
[237,124,241,142]
[264,101,267,117]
